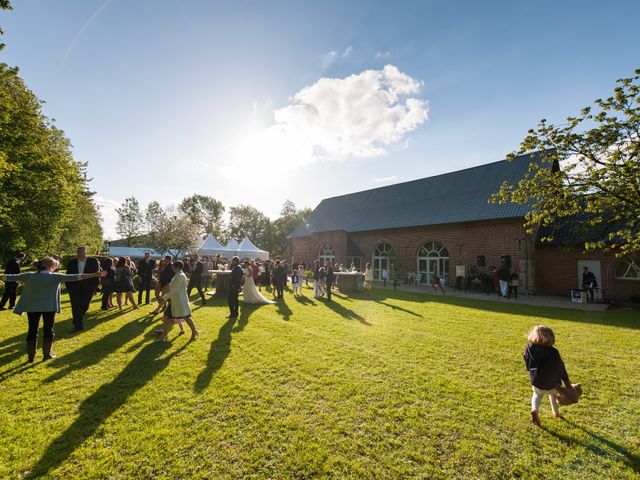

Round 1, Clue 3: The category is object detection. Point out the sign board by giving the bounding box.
[571,290,586,303]
[455,265,466,278]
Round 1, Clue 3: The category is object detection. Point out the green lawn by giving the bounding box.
[0,286,638,479]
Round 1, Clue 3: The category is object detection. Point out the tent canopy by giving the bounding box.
[198,234,229,256]
[223,237,269,260]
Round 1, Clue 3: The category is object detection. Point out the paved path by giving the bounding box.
[371,281,611,312]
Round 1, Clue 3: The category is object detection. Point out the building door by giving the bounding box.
[577,260,602,290]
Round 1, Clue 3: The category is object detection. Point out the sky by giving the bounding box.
[2,0,639,240]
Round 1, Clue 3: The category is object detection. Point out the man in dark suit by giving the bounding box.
[228,256,243,318]
[137,251,155,305]
[66,246,101,332]
[325,263,335,301]
[272,260,285,299]
[0,251,25,310]
[187,254,206,305]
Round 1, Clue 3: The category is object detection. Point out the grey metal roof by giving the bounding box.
[290,152,545,237]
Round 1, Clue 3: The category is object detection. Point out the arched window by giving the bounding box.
[614,254,640,280]
[416,241,449,285]
[318,243,335,266]
[372,243,394,280]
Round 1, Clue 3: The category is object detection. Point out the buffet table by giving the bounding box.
[334,271,364,293]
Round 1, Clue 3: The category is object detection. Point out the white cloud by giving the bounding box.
[373,175,398,184]
[342,46,352,58]
[230,65,428,172]
[375,51,391,60]
[321,50,338,69]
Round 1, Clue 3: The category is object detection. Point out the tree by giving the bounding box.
[0,1,12,52]
[178,194,225,237]
[144,201,165,233]
[493,69,640,256]
[270,200,313,255]
[147,211,200,259]
[116,196,143,247]
[0,64,87,259]
[225,205,273,251]
[58,192,103,255]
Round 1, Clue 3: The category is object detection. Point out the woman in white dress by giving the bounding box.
[242,261,275,305]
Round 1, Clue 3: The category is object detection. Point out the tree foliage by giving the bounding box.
[58,192,103,255]
[270,200,312,255]
[0,63,97,259]
[178,194,224,237]
[226,205,273,250]
[116,196,144,247]
[147,210,200,258]
[493,69,640,256]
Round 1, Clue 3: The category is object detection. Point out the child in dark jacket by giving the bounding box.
[523,325,575,426]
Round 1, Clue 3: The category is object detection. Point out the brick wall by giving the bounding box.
[290,219,537,292]
[536,245,640,301]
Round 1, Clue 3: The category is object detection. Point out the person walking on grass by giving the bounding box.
[227,256,243,319]
[2,257,105,362]
[523,325,575,427]
[114,257,138,311]
[137,251,155,305]
[363,263,373,297]
[151,256,174,315]
[155,261,198,341]
[187,254,207,305]
[0,251,25,311]
[325,263,335,301]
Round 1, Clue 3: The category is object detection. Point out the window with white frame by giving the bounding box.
[614,254,640,280]
[318,243,335,266]
[416,241,450,285]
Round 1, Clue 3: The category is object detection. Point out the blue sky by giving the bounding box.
[2,0,639,239]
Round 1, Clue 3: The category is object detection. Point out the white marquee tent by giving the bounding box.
[197,234,230,257]
[237,236,269,260]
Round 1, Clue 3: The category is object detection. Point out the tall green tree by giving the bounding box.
[0,64,88,258]
[270,200,312,255]
[116,196,143,247]
[178,194,225,237]
[225,205,273,251]
[58,192,104,255]
[493,69,640,256]
[147,211,200,258]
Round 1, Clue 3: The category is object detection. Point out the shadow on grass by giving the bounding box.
[28,341,186,479]
[43,314,155,384]
[543,418,640,473]
[374,299,422,317]
[194,317,235,393]
[364,289,640,330]
[276,298,293,321]
[294,295,317,306]
[323,298,371,326]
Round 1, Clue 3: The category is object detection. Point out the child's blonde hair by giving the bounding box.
[527,325,555,346]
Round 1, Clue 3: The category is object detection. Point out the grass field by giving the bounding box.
[0,285,638,479]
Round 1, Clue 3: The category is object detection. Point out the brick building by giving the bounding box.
[287,153,640,302]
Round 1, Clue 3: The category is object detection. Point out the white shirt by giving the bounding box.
[77,258,86,274]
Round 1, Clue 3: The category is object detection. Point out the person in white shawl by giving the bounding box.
[155,260,198,341]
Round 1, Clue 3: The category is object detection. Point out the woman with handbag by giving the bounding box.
[114,257,138,311]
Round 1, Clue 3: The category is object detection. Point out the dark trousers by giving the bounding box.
[274,282,284,298]
[27,312,56,341]
[326,283,333,301]
[188,278,206,302]
[68,288,92,330]
[138,276,152,304]
[228,288,239,317]
[0,281,18,308]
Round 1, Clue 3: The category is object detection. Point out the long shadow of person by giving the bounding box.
[194,316,237,393]
[27,341,185,479]
[232,304,257,334]
[276,299,293,321]
[374,299,422,317]
[294,295,317,306]
[42,315,155,384]
[553,418,640,473]
[324,299,371,326]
